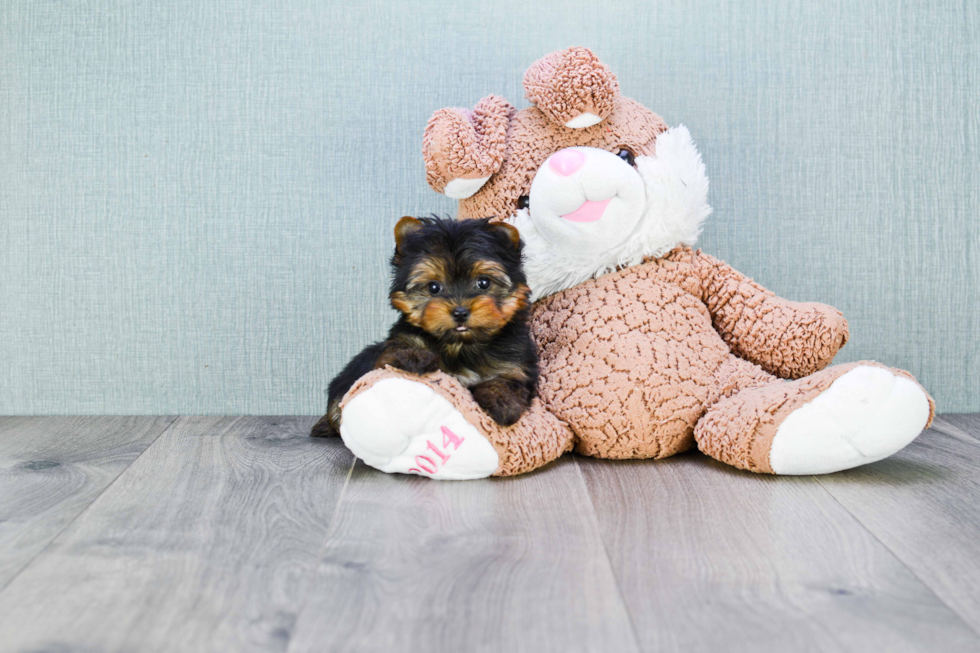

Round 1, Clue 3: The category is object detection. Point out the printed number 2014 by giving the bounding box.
[408,426,465,475]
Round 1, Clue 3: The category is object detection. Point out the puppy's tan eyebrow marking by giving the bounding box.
[472,260,511,285]
[408,256,449,287]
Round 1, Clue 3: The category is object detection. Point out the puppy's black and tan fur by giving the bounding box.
[311,216,537,438]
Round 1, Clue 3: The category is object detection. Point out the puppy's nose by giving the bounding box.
[451,306,470,323]
[549,148,586,176]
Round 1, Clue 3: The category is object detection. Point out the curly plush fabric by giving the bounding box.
[522,47,619,126]
[694,253,850,379]
[422,95,515,194]
[529,246,851,460]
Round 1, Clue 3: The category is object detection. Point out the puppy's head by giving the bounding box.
[389,216,530,342]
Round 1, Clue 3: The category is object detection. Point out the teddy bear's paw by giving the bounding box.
[769,365,930,475]
[339,378,499,480]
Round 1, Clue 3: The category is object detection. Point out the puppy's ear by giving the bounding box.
[491,222,521,250]
[394,216,423,253]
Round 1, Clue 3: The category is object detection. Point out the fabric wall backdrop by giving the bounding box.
[1,0,977,414]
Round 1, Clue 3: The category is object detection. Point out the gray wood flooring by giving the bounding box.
[0,415,978,653]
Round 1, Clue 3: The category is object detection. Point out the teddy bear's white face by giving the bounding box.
[527,147,646,255]
[507,126,714,301]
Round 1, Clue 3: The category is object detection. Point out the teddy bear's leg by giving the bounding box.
[338,368,575,479]
[695,360,935,475]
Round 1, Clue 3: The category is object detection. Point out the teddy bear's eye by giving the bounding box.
[517,195,530,210]
[616,148,636,167]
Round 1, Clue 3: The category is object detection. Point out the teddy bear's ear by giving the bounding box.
[523,47,620,129]
[423,95,514,199]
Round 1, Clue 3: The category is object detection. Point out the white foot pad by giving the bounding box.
[769,365,930,475]
[340,378,499,480]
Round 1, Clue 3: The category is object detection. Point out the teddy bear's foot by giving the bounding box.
[339,368,577,478]
[340,377,500,480]
[768,365,931,474]
[695,361,934,475]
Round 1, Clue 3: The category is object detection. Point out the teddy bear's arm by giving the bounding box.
[693,251,849,379]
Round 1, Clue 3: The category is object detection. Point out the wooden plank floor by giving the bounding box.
[0,416,978,652]
[0,416,177,590]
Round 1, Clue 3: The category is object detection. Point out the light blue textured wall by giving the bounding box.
[1,0,977,414]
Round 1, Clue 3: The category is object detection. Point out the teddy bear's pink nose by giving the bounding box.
[548,149,586,177]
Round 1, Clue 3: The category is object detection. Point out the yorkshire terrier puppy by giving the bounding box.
[311,216,537,438]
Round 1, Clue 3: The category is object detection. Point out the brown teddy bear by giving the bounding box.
[335,47,934,480]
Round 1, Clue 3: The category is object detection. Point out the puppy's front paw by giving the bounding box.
[471,380,530,427]
[377,347,440,376]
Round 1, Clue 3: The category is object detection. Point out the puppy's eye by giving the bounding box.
[476,277,491,291]
[616,148,636,167]
[516,195,530,210]
[426,282,442,295]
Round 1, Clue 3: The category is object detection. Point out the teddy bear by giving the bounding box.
[333,47,934,480]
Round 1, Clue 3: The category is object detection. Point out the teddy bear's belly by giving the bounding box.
[531,282,732,460]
